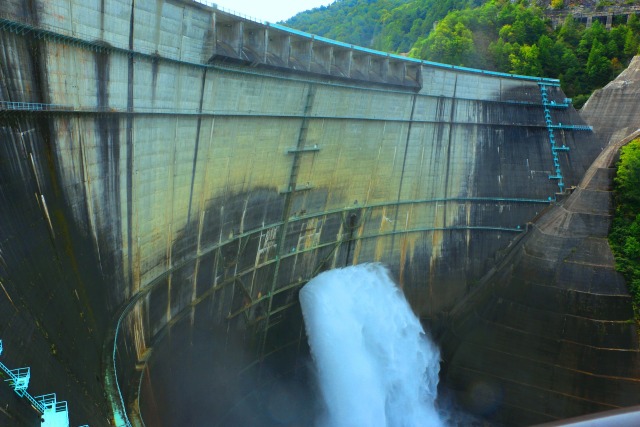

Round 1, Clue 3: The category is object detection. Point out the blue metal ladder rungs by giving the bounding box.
[538,84,567,195]
[538,82,561,87]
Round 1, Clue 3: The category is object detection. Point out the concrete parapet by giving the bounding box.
[310,42,331,74]
[265,29,290,67]
[214,13,243,59]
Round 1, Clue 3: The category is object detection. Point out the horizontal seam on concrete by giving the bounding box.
[456,344,640,383]
[0,111,566,129]
[0,97,564,117]
[532,216,613,237]
[555,204,613,216]
[467,313,640,352]
[562,259,617,269]
[521,244,618,270]
[511,268,632,298]
[453,364,621,411]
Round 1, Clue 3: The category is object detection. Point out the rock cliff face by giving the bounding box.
[443,58,640,425]
[581,55,640,144]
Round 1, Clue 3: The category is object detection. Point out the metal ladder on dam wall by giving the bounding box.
[539,83,578,194]
[0,340,89,427]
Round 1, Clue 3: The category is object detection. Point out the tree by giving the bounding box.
[615,140,640,206]
[499,24,523,44]
[624,29,640,57]
[538,35,556,76]
[577,20,607,61]
[610,139,640,324]
[611,57,625,76]
[608,25,628,58]
[510,44,542,76]
[410,19,475,65]
[628,14,640,34]
[497,7,547,45]
[558,15,583,47]
[586,39,612,88]
[489,38,516,71]
[551,0,564,10]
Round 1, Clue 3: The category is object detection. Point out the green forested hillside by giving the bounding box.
[610,139,640,324]
[284,0,405,48]
[284,0,483,50]
[407,1,640,106]
[285,0,640,107]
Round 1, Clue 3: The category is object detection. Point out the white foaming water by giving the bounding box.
[300,263,444,427]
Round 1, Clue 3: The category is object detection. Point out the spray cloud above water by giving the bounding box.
[300,263,444,427]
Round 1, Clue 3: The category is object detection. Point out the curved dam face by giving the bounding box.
[0,0,608,425]
[442,129,640,426]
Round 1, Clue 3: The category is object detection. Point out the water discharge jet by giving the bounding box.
[300,264,444,427]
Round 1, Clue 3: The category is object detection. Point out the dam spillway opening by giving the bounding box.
[139,264,446,427]
[300,264,443,427]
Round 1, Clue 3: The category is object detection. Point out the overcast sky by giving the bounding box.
[208,0,334,23]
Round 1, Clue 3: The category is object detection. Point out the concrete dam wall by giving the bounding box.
[0,0,613,425]
[443,127,640,426]
[581,55,640,145]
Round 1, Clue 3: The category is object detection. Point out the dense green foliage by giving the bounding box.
[610,139,640,323]
[284,0,482,50]
[371,0,483,52]
[407,0,640,107]
[285,0,640,108]
[284,0,406,47]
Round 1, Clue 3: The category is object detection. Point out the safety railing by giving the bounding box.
[0,339,89,427]
[549,123,593,131]
[195,1,267,25]
[268,21,561,83]
[0,101,71,111]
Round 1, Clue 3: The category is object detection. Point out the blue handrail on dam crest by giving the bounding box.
[264,22,560,84]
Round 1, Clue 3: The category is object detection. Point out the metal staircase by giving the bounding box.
[0,339,89,427]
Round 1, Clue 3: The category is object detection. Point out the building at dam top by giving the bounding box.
[0,0,636,426]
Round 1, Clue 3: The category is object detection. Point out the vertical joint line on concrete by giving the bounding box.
[441,76,459,222]
[260,84,317,360]
[388,88,421,257]
[391,93,419,227]
[186,68,209,224]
